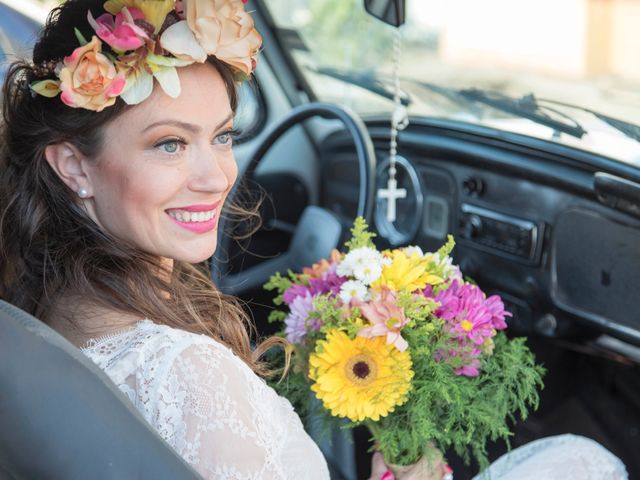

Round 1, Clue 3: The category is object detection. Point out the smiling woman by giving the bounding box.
[0,0,330,478]
[43,62,239,264]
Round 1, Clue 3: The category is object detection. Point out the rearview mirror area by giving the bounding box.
[364,0,406,27]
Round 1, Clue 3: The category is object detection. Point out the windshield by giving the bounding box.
[263,0,640,165]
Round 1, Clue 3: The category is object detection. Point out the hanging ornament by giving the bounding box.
[378,27,408,223]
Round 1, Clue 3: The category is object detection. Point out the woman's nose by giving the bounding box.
[188,147,233,193]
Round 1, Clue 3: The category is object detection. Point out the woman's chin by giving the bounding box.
[171,240,218,264]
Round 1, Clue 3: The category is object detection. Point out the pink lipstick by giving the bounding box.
[166,202,221,234]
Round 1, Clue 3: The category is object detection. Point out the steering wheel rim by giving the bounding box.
[212,101,377,290]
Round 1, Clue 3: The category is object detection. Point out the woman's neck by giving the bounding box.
[47,295,143,348]
[48,257,173,347]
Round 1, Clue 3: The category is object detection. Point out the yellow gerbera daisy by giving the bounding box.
[309,329,414,422]
[372,249,443,292]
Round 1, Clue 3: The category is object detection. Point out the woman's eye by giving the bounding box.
[156,139,184,154]
[214,131,235,146]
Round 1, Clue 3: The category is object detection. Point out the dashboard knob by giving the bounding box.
[536,313,557,336]
[465,214,483,239]
[463,176,485,196]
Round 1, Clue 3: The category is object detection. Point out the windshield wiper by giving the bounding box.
[311,66,411,106]
[536,98,640,143]
[309,69,635,144]
[458,89,587,139]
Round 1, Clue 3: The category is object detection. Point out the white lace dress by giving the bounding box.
[81,319,330,480]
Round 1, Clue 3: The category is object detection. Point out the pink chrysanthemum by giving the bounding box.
[431,281,495,345]
[426,280,512,376]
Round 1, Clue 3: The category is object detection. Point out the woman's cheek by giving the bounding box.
[224,156,239,189]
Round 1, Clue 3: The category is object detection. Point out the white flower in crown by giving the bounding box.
[160,0,262,76]
[339,280,369,304]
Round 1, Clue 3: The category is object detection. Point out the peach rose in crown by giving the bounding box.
[58,36,126,112]
[160,0,262,75]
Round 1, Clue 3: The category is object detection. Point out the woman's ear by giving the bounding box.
[44,142,92,197]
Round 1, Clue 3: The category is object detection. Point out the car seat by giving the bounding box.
[0,300,201,480]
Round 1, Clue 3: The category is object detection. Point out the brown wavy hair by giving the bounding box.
[0,0,283,376]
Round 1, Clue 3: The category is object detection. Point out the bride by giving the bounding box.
[0,0,628,478]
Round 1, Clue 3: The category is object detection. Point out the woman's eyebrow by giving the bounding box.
[141,113,234,134]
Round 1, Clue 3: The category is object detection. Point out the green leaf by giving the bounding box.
[436,234,455,259]
[74,28,89,46]
[344,216,376,251]
[268,310,287,324]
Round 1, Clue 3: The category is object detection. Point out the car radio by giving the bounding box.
[458,204,541,264]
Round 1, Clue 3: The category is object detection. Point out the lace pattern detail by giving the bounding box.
[82,320,329,480]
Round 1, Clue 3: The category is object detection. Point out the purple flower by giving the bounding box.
[283,270,347,305]
[284,293,320,344]
[309,270,346,298]
[283,284,310,305]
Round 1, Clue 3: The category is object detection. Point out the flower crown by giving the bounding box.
[30,0,261,112]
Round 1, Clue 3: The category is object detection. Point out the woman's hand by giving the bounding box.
[369,450,452,480]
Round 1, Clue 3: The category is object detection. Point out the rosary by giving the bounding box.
[377,27,409,223]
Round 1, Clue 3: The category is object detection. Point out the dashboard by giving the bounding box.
[320,118,640,346]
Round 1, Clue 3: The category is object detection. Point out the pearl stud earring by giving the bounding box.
[78,188,89,199]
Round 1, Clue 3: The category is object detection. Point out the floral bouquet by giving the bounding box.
[265,218,544,474]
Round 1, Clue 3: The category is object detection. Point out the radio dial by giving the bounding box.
[466,214,483,239]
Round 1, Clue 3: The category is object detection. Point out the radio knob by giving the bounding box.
[465,214,483,239]
[463,177,485,196]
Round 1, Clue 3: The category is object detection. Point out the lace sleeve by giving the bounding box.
[151,339,293,480]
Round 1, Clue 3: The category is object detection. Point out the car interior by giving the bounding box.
[1,0,639,479]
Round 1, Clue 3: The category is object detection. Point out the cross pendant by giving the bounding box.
[378,178,407,222]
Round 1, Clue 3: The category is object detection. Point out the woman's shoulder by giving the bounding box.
[81,319,241,377]
[82,317,236,356]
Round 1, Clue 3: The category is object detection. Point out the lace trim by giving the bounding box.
[80,318,152,352]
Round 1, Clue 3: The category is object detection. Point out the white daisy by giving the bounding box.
[339,280,369,304]
[353,263,382,285]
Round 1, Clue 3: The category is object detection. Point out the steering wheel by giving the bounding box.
[212,102,377,295]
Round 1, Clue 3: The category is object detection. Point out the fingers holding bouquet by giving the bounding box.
[370,447,454,480]
[266,218,545,475]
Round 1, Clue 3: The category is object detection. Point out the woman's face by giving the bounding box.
[84,62,237,263]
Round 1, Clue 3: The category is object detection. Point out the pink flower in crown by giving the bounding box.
[58,36,126,112]
[356,288,409,351]
[88,7,149,52]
